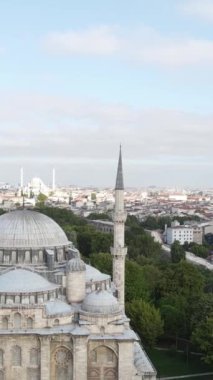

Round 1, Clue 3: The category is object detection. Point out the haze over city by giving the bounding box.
[0,0,213,187]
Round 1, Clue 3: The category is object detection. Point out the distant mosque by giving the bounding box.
[0,149,156,379]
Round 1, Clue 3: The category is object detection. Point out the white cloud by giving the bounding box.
[180,0,213,22]
[0,92,212,161]
[43,26,120,56]
[0,92,213,186]
[42,25,213,67]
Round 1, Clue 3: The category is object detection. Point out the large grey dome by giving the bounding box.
[0,210,69,249]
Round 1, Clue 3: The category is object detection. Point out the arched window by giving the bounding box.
[88,346,117,380]
[14,313,21,329]
[12,345,21,366]
[30,348,39,366]
[53,347,73,380]
[2,317,8,330]
[27,317,33,329]
[53,319,59,326]
[0,350,3,366]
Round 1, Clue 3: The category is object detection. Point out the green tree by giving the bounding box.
[37,193,48,203]
[192,314,213,364]
[126,299,164,347]
[90,253,112,275]
[171,240,185,263]
[125,261,149,302]
[87,212,111,221]
[189,243,209,259]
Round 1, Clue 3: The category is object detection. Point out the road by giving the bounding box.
[149,230,213,271]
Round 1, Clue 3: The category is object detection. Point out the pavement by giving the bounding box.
[149,230,213,271]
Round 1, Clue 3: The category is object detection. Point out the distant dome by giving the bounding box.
[66,258,86,272]
[0,269,58,293]
[81,290,120,314]
[0,210,69,249]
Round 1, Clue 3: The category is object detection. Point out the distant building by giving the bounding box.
[87,219,114,233]
[165,220,203,245]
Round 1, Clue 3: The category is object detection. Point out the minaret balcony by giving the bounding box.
[110,246,127,256]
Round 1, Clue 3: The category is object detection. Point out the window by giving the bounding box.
[12,345,21,366]
[2,317,8,330]
[0,350,3,367]
[27,317,33,329]
[14,313,21,329]
[53,319,59,326]
[30,348,39,366]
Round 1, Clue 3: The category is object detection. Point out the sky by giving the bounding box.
[0,0,213,188]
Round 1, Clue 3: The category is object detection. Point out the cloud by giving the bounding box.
[180,0,213,22]
[0,92,212,162]
[0,92,213,186]
[43,26,120,56]
[42,25,213,67]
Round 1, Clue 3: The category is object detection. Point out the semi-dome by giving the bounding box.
[81,290,120,314]
[0,268,58,293]
[0,209,69,249]
[66,258,86,272]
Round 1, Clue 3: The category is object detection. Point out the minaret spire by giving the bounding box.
[111,146,127,310]
[115,145,124,190]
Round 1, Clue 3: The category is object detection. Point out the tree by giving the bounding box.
[37,193,47,203]
[126,299,164,347]
[90,253,112,275]
[192,314,213,364]
[171,240,185,263]
[125,261,149,302]
[160,294,188,340]
[189,243,209,259]
[87,212,111,221]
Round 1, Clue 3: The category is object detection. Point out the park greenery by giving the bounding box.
[141,215,201,230]
[36,206,213,366]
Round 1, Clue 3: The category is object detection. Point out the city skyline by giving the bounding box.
[0,1,213,187]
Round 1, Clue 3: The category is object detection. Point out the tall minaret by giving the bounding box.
[52,168,56,191]
[111,146,127,310]
[20,167,24,193]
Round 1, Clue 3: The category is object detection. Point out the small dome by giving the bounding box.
[66,258,86,272]
[0,210,69,249]
[0,269,58,293]
[81,290,119,314]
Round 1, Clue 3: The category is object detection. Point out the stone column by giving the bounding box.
[40,336,51,380]
[73,336,87,380]
[118,341,134,380]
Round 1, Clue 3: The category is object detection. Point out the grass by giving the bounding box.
[147,348,213,378]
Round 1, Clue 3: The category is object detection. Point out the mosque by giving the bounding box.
[0,150,156,380]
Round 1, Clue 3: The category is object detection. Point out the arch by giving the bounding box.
[52,346,73,380]
[53,319,59,326]
[27,317,33,329]
[14,312,21,328]
[12,345,21,366]
[88,346,117,380]
[0,350,3,366]
[2,317,8,330]
[30,348,39,366]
